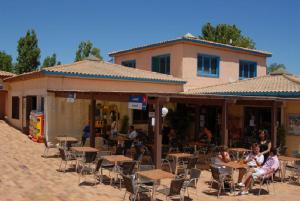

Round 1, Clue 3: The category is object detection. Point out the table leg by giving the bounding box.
[152,181,158,201]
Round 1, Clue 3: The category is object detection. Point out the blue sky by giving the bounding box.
[0,0,300,74]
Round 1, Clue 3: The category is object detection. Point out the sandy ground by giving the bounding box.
[0,120,299,201]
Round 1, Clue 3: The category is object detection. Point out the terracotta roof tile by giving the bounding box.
[0,70,15,77]
[42,59,186,84]
[185,73,300,97]
[109,35,272,57]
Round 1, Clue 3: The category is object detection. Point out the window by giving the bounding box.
[239,60,257,79]
[12,96,20,119]
[133,108,149,124]
[152,54,170,74]
[41,97,44,112]
[197,54,220,77]
[121,60,136,68]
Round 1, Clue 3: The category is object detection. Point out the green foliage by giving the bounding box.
[15,30,41,74]
[75,40,103,61]
[200,23,256,49]
[267,63,286,74]
[42,53,60,68]
[0,51,13,72]
[120,115,129,134]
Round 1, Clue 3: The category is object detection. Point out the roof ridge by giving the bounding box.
[42,60,86,71]
[283,74,300,85]
[109,35,272,57]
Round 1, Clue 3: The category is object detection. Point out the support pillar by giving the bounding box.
[195,105,200,141]
[271,101,278,148]
[221,100,228,146]
[90,98,96,148]
[154,98,162,168]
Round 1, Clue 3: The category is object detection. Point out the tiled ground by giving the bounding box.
[0,120,299,201]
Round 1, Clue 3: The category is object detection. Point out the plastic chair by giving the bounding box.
[122,175,150,201]
[157,178,185,201]
[209,165,234,198]
[78,152,97,184]
[43,138,57,157]
[183,168,201,198]
[58,148,76,172]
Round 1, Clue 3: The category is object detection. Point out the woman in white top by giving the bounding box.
[238,143,264,184]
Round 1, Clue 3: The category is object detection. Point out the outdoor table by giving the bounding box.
[278,155,300,181]
[188,141,207,153]
[101,155,133,184]
[110,135,129,144]
[56,136,78,142]
[71,146,98,153]
[70,147,98,172]
[137,169,174,201]
[228,148,251,160]
[56,136,78,149]
[219,161,247,169]
[218,161,247,194]
[102,155,132,164]
[168,153,193,174]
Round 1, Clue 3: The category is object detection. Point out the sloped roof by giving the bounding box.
[5,59,186,84]
[185,71,300,97]
[0,70,15,78]
[109,34,272,57]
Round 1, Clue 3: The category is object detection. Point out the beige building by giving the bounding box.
[3,57,184,144]
[0,70,15,119]
[2,35,300,164]
[109,33,271,90]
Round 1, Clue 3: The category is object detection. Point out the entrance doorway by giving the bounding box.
[197,106,222,145]
[22,96,37,134]
[243,107,271,146]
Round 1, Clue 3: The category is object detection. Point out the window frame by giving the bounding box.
[121,60,136,68]
[151,54,171,75]
[239,60,257,79]
[197,54,220,78]
[12,96,20,119]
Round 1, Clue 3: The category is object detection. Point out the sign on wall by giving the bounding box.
[128,95,147,110]
[67,92,76,103]
[287,113,300,135]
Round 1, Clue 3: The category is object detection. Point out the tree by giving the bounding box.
[267,63,286,74]
[15,30,41,74]
[42,53,61,68]
[75,40,103,61]
[0,51,13,72]
[200,23,256,49]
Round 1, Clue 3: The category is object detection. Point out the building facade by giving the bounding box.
[109,34,271,90]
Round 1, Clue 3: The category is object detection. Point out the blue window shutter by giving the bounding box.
[166,55,170,74]
[152,57,159,72]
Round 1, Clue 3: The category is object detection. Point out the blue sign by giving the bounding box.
[128,95,147,110]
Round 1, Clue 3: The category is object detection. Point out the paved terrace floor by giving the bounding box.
[0,120,299,201]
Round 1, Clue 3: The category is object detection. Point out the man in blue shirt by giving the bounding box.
[81,124,90,146]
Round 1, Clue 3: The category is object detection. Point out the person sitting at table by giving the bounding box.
[257,130,272,164]
[128,125,138,140]
[237,143,264,186]
[239,148,279,195]
[81,123,90,146]
[218,147,231,163]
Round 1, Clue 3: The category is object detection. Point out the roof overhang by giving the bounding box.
[109,38,272,58]
[42,70,186,84]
